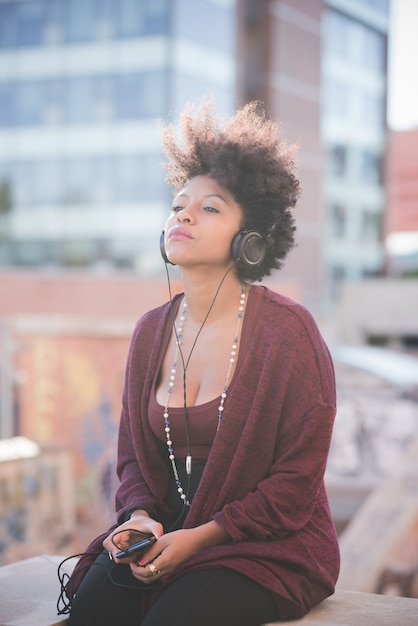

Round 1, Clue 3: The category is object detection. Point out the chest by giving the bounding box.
[155,320,242,407]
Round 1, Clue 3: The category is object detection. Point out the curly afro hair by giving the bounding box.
[158,98,300,282]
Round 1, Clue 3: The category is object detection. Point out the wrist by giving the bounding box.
[129,509,150,521]
[192,521,231,550]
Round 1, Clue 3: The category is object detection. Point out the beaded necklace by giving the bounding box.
[163,285,247,506]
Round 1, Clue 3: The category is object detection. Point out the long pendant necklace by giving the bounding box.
[163,285,248,506]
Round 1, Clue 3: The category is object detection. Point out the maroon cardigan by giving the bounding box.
[68,286,340,620]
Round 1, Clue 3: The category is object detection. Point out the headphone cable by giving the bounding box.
[164,262,235,498]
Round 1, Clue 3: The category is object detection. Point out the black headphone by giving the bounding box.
[160,229,266,268]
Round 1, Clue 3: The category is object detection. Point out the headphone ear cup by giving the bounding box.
[231,231,266,268]
[160,231,176,265]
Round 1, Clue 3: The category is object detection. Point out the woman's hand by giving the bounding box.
[103,509,164,561]
[129,521,231,585]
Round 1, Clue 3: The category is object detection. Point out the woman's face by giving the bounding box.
[163,175,244,270]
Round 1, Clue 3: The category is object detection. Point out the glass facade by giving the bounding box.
[324,9,385,72]
[174,0,234,54]
[0,154,166,208]
[322,2,388,298]
[0,72,167,126]
[0,0,168,48]
[0,0,237,270]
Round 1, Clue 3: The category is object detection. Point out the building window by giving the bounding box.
[330,264,346,299]
[175,0,234,53]
[323,10,349,60]
[359,150,383,185]
[0,164,13,189]
[361,26,385,72]
[13,161,34,206]
[36,159,63,205]
[43,78,67,124]
[44,0,66,45]
[16,0,45,46]
[351,20,385,73]
[115,0,167,38]
[115,154,165,203]
[0,154,166,208]
[66,77,95,124]
[362,0,390,17]
[330,203,347,238]
[360,209,382,242]
[324,79,349,121]
[115,72,166,119]
[361,91,385,130]
[62,158,92,204]
[0,0,168,49]
[324,9,385,73]
[0,72,167,127]
[0,2,18,49]
[0,83,16,125]
[328,145,347,177]
[65,0,96,43]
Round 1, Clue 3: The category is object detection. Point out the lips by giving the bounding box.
[167,226,193,241]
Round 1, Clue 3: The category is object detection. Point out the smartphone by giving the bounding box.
[113,532,156,559]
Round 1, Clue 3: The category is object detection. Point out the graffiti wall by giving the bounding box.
[0,440,74,565]
[10,323,132,556]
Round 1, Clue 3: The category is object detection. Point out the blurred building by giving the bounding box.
[239,0,390,306]
[385,128,418,275]
[0,0,236,272]
[0,0,390,310]
[334,125,418,350]
[321,0,389,303]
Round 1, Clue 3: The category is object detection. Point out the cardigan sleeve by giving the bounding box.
[114,416,160,522]
[113,308,174,523]
[113,323,157,520]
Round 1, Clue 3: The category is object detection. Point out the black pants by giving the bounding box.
[68,552,279,626]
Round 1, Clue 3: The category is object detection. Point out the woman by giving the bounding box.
[64,100,340,625]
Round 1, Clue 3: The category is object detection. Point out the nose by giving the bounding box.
[176,206,193,223]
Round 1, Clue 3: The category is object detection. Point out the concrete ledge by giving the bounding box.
[1,555,417,625]
[0,555,76,626]
[266,589,418,625]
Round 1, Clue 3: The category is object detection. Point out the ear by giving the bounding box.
[231,230,266,267]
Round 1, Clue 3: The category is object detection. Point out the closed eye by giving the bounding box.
[171,205,219,213]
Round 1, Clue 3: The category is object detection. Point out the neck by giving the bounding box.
[180,268,245,325]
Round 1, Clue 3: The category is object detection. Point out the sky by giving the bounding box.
[387,0,418,130]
